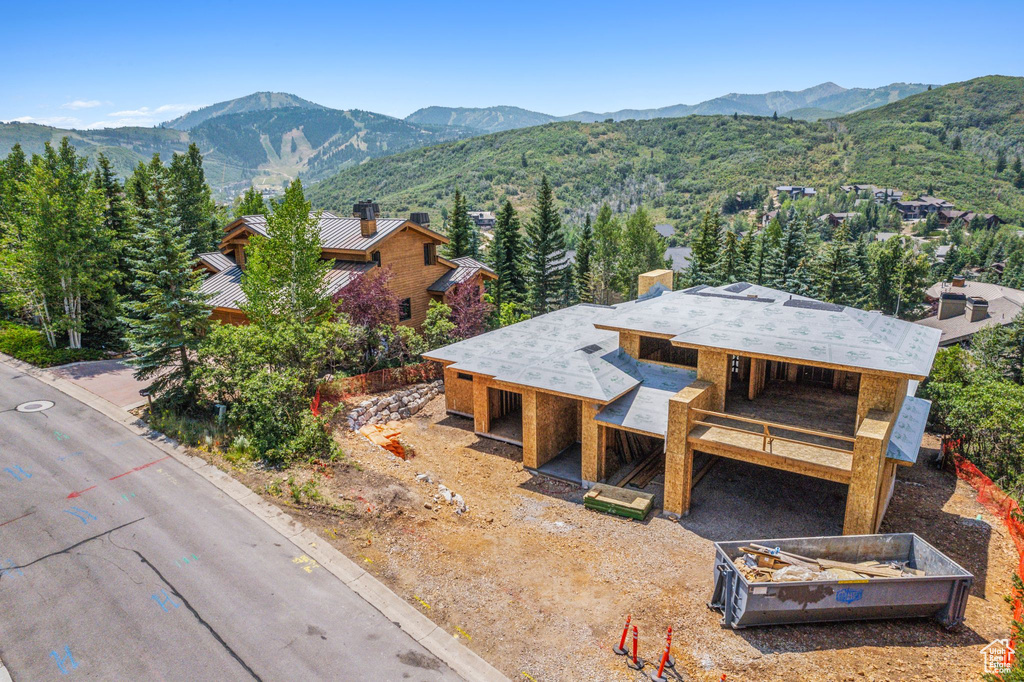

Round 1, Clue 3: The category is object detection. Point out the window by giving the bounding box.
[424,243,437,266]
[399,298,412,321]
[371,251,381,267]
[457,372,473,381]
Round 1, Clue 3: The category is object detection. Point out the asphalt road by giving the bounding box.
[0,361,461,681]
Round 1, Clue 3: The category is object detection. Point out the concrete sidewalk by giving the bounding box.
[49,358,151,409]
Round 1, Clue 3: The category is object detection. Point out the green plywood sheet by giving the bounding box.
[584,483,654,521]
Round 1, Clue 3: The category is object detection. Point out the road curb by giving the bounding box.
[0,353,508,682]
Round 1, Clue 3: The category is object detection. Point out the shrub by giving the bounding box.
[0,321,103,367]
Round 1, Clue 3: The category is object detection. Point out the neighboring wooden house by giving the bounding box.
[467,211,496,231]
[937,208,1003,229]
[841,184,903,204]
[425,272,940,536]
[199,202,496,328]
[818,212,858,227]
[896,195,954,220]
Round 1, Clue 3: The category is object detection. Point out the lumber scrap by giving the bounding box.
[583,483,653,521]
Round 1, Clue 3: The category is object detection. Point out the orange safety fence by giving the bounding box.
[944,437,1024,660]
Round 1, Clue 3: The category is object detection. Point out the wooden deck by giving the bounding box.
[687,409,855,484]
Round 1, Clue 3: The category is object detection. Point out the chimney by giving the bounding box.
[410,212,430,229]
[937,292,966,320]
[637,269,674,297]
[966,296,989,322]
[951,276,966,288]
[353,199,379,237]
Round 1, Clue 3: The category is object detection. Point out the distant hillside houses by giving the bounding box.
[775,185,816,201]
[467,211,496,231]
[841,184,903,204]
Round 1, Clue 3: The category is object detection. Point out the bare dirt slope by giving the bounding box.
[216,396,1014,681]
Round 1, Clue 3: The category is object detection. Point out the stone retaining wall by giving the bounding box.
[346,380,443,430]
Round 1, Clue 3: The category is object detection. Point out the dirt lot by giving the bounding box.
[201,389,1016,682]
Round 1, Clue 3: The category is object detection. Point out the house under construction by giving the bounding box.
[423,271,941,535]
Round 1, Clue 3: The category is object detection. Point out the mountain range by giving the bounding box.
[0,81,936,200]
[308,76,1024,228]
[404,82,935,132]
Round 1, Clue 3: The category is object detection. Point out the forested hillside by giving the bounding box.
[308,76,1024,226]
[0,104,471,199]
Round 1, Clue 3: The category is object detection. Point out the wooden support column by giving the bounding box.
[843,409,895,535]
[664,380,714,516]
[856,373,907,431]
[748,358,766,400]
[581,403,608,484]
[696,350,730,412]
[619,331,641,360]
[521,389,539,469]
[473,376,491,434]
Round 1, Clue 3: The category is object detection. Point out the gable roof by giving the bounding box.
[427,257,497,293]
[917,280,1024,344]
[201,260,377,311]
[197,251,236,274]
[221,212,448,254]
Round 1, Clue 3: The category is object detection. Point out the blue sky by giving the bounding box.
[3,0,1023,129]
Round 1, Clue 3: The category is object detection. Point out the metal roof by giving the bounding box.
[427,257,495,293]
[201,260,376,311]
[197,251,236,273]
[228,213,441,253]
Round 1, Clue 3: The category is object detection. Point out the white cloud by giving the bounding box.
[90,103,196,129]
[61,99,103,110]
[4,115,81,128]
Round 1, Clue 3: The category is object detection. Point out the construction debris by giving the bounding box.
[358,422,409,459]
[416,476,468,515]
[583,483,653,521]
[732,542,923,583]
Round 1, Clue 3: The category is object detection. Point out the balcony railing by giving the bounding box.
[689,408,856,456]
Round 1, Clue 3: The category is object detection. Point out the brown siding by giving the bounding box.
[375,228,449,328]
[211,308,249,325]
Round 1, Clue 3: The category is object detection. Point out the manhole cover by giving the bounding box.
[16,400,54,413]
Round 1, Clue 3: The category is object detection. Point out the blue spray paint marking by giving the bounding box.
[63,507,98,525]
[152,589,180,612]
[3,465,31,481]
[58,451,84,463]
[50,645,78,674]
[53,431,70,441]
[0,558,24,579]
[836,587,864,604]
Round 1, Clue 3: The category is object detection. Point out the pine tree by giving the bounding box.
[715,230,745,284]
[122,162,210,403]
[737,231,756,279]
[590,203,621,305]
[952,135,962,151]
[93,154,132,292]
[488,200,526,311]
[575,214,594,303]
[169,143,219,255]
[618,207,664,298]
[236,185,269,217]
[687,209,723,286]
[996,149,1007,174]
[810,224,863,306]
[444,188,474,258]
[772,111,778,120]
[241,179,333,326]
[523,176,567,314]
[765,215,809,291]
[1014,156,1023,175]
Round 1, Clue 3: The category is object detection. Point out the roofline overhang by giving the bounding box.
[417,363,634,405]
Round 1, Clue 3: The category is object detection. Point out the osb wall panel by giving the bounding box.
[374,228,450,329]
[619,331,641,359]
[444,366,474,416]
[581,403,608,483]
[696,350,730,411]
[523,390,580,469]
[856,374,907,430]
[637,269,674,296]
[843,408,896,536]
[663,381,714,516]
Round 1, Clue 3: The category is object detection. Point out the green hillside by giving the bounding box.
[162,91,323,130]
[0,105,472,200]
[406,82,934,133]
[308,76,1024,226]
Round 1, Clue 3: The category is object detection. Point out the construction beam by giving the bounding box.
[663,380,714,516]
[843,409,895,535]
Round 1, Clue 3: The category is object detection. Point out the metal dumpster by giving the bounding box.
[709,533,973,629]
